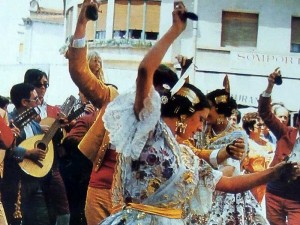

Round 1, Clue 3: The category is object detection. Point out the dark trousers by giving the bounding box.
[21,191,50,225]
[60,147,92,225]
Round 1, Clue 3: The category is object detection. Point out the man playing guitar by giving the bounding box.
[1,83,70,225]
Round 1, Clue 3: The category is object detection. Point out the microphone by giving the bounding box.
[183,12,198,21]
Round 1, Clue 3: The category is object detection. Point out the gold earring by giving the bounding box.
[175,115,187,134]
[216,115,225,125]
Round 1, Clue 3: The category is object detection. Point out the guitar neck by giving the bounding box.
[40,103,85,145]
[41,119,61,145]
[68,105,86,121]
[12,107,40,129]
[38,96,83,145]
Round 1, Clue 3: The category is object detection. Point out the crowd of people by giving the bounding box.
[1,0,300,225]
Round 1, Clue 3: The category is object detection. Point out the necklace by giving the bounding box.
[211,121,231,137]
[207,122,233,146]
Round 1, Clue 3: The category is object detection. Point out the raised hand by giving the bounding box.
[266,67,281,93]
[77,0,101,25]
[173,2,188,33]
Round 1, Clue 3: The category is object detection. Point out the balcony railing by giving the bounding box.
[88,38,154,49]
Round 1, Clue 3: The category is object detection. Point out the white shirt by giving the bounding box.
[38,101,48,119]
[288,132,300,162]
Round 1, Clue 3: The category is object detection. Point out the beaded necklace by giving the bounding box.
[207,122,232,145]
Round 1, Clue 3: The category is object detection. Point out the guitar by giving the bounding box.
[18,95,86,178]
[0,107,41,162]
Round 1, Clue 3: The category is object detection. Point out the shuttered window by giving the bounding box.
[76,0,161,41]
[113,0,128,31]
[221,11,258,48]
[129,0,144,30]
[291,16,300,53]
[97,2,107,31]
[145,1,160,32]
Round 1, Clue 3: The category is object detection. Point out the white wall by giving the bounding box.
[39,0,63,10]
[0,0,28,65]
[23,21,65,64]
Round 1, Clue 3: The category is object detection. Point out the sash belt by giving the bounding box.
[119,203,183,219]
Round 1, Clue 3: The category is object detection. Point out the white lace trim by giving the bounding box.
[103,87,161,160]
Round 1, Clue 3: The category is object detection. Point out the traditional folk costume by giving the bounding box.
[100,88,223,225]
[205,123,269,225]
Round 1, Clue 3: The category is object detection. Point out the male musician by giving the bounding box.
[1,83,69,225]
[258,70,300,225]
[24,69,60,120]
[23,69,70,225]
[2,83,44,225]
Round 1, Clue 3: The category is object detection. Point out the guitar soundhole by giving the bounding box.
[37,142,47,151]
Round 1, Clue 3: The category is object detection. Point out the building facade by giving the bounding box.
[194,0,300,115]
[64,0,300,115]
[2,0,297,115]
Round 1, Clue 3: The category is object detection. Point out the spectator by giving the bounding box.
[271,102,289,126]
[242,112,275,204]
[258,69,300,225]
[229,109,241,127]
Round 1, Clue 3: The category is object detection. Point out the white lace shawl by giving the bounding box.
[189,149,223,215]
[103,86,161,160]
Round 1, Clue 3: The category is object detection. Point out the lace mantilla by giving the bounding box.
[103,87,161,160]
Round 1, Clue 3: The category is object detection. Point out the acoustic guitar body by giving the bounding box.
[18,134,54,178]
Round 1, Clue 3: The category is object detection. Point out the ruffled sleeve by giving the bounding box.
[103,87,161,160]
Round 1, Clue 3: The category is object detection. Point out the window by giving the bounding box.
[221,11,258,48]
[96,31,106,39]
[96,0,160,41]
[113,30,126,39]
[145,1,160,40]
[129,30,142,39]
[113,0,128,37]
[145,32,158,40]
[291,17,300,53]
[96,1,108,38]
